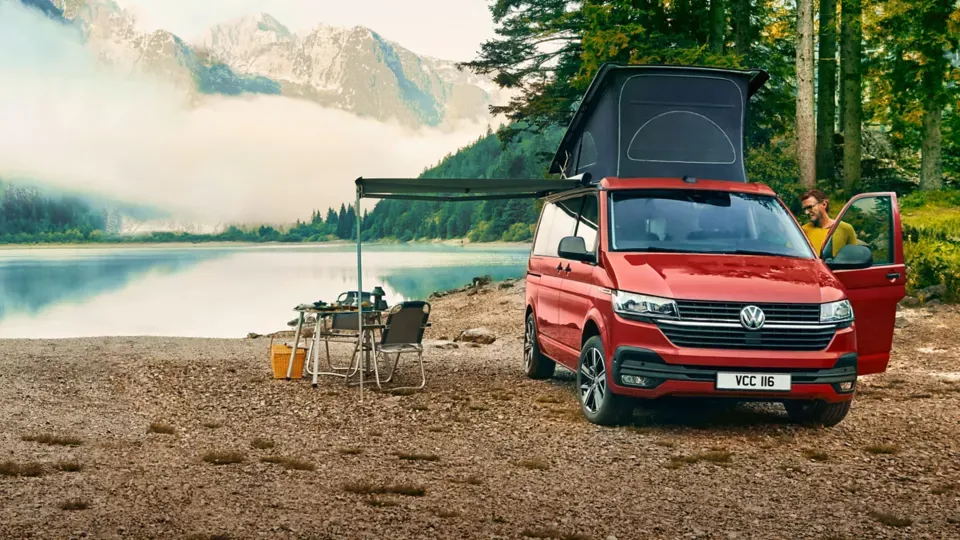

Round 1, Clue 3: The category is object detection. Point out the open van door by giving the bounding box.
[821,192,906,375]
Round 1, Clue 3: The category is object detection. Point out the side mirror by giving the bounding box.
[825,244,873,270]
[558,236,594,263]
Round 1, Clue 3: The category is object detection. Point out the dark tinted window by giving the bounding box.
[575,194,599,252]
[609,190,813,258]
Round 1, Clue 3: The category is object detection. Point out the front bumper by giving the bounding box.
[610,347,858,403]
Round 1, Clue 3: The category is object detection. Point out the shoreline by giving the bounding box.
[0,238,533,250]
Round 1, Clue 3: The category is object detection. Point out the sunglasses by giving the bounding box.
[802,203,820,211]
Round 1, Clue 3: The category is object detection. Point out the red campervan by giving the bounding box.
[523,64,905,426]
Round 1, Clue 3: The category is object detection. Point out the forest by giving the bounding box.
[2,0,958,299]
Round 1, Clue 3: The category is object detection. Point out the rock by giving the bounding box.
[467,289,479,297]
[895,314,910,328]
[499,282,513,289]
[919,284,947,301]
[472,275,493,287]
[247,333,261,339]
[926,299,942,307]
[454,328,497,344]
[899,296,921,308]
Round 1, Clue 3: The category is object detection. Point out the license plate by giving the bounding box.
[716,372,791,392]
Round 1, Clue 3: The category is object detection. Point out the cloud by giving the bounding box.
[0,0,495,226]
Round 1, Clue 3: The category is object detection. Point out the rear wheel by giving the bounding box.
[783,399,851,427]
[524,312,555,379]
[577,336,630,426]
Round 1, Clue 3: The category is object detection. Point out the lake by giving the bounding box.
[0,243,531,338]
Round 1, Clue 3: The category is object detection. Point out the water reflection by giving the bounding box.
[0,244,529,338]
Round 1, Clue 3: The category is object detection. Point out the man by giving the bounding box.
[800,189,856,258]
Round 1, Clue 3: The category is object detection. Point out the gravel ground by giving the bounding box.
[1,280,958,540]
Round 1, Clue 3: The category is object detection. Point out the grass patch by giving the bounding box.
[251,438,275,450]
[342,481,425,497]
[868,510,913,527]
[202,451,245,465]
[865,444,899,455]
[201,421,223,429]
[520,527,590,540]
[665,455,701,469]
[451,475,483,485]
[56,461,83,472]
[59,499,89,511]
[148,422,175,435]
[932,483,957,495]
[0,461,44,477]
[337,447,363,455]
[518,458,550,470]
[700,450,733,463]
[21,434,82,446]
[364,497,400,507]
[802,449,829,462]
[394,452,440,462]
[277,458,315,471]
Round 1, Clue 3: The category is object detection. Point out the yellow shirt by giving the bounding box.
[803,221,857,258]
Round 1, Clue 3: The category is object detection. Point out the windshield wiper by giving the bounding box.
[721,249,804,258]
[625,246,698,253]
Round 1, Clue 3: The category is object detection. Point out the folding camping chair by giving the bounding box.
[357,300,431,392]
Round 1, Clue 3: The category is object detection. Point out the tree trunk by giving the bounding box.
[841,0,862,190]
[734,0,750,58]
[796,0,816,188]
[816,0,838,180]
[920,98,944,191]
[709,0,725,54]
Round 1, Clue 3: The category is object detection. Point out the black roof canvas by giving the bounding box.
[550,64,770,183]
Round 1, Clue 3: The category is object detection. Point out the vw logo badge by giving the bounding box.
[740,305,765,330]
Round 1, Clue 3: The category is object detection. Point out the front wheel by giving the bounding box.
[783,399,851,427]
[577,336,630,426]
[524,312,555,379]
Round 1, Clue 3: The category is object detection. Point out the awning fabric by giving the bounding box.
[355,177,583,201]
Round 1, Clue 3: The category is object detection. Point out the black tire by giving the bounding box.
[783,399,851,427]
[577,336,630,426]
[524,312,555,379]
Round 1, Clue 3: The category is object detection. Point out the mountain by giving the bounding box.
[47,1,506,128]
[195,13,507,128]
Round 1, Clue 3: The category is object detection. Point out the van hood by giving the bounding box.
[604,253,845,304]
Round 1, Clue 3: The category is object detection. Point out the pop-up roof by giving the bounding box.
[550,63,770,183]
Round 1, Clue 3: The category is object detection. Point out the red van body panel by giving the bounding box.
[524,177,905,413]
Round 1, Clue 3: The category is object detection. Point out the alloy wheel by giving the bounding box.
[524,317,535,371]
[579,348,606,413]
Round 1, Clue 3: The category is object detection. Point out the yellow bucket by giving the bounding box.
[269,337,306,379]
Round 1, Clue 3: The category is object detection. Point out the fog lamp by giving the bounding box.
[622,375,656,387]
[838,381,856,392]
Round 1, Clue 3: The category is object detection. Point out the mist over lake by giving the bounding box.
[0,243,530,338]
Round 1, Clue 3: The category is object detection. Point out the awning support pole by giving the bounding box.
[356,184,363,402]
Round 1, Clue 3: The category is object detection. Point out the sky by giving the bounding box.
[115,0,498,62]
[0,0,493,226]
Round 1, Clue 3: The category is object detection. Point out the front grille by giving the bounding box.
[675,300,821,324]
[657,324,836,351]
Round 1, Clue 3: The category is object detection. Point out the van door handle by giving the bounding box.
[564,264,571,273]
[556,263,563,272]
[886,272,900,280]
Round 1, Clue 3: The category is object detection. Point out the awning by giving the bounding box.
[355,177,583,201]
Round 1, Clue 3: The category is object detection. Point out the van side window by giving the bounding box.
[575,195,599,252]
[532,199,579,257]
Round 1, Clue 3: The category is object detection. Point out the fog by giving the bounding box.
[0,0,495,226]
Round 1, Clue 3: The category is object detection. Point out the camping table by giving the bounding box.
[286,305,384,389]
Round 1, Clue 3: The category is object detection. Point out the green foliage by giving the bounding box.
[904,238,960,302]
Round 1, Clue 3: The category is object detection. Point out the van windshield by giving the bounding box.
[608,189,814,258]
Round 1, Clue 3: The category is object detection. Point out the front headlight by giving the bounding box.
[612,290,678,319]
[820,300,854,323]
